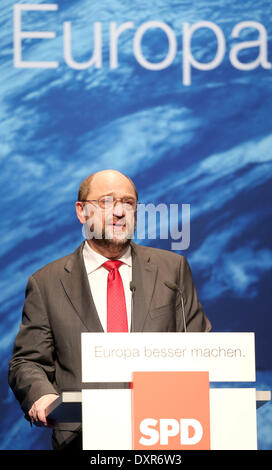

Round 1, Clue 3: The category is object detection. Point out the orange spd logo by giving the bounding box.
[132,371,210,450]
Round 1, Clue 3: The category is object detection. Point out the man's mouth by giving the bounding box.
[106,221,126,231]
[112,223,126,230]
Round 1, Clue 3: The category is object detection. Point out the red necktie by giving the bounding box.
[102,260,128,332]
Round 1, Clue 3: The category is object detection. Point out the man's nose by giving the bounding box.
[113,201,125,217]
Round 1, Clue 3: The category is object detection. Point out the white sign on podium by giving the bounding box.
[79,332,258,450]
[81,332,256,382]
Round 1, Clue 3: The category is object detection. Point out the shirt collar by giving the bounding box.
[83,240,132,275]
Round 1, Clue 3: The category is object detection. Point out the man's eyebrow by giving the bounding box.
[98,193,136,198]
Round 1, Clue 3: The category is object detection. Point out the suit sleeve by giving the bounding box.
[179,257,211,332]
[8,275,58,416]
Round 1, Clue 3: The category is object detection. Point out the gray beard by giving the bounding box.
[92,236,131,250]
[83,222,134,247]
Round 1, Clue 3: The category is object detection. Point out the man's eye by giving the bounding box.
[123,199,134,205]
[100,197,112,204]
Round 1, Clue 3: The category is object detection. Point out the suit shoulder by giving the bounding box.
[30,244,81,281]
[133,243,186,263]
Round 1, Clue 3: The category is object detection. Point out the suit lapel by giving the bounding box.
[59,241,157,333]
[131,242,158,332]
[60,243,104,332]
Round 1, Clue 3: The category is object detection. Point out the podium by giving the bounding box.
[48,332,271,450]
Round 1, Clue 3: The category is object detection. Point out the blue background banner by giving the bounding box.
[1,1,272,449]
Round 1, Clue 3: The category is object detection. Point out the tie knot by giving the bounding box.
[102,260,123,272]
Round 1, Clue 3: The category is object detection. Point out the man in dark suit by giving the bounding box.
[9,169,211,450]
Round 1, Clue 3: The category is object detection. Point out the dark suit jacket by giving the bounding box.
[8,241,211,448]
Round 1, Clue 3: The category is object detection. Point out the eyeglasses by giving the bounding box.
[80,196,138,211]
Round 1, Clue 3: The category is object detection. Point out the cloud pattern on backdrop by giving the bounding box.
[0,0,272,449]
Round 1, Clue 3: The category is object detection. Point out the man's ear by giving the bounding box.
[75,201,87,224]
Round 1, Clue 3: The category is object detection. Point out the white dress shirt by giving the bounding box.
[82,241,132,332]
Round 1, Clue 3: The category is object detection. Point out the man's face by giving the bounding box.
[81,173,137,248]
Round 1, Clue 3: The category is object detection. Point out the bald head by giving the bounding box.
[76,169,137,258]
[77,169,138,202]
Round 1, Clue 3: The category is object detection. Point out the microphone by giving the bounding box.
[164,281,187,333]
[130,281,136,332]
